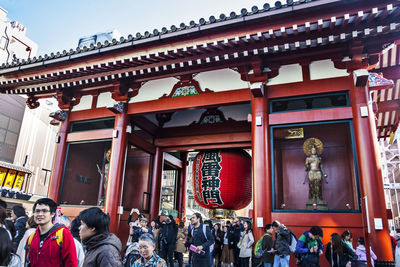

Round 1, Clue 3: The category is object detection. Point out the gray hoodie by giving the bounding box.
[82,233,122,267]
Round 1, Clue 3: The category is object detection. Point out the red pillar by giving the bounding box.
[104,112,128,234]
[47,112,70,204]
[350,75,393,260]
[251,91,271,240]
[150,148,164,221]
[176,152,188,221]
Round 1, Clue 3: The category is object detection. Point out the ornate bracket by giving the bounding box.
[111,81,141,102]
[49,110,67,121]
[155,112,174,127]
[107,102,125,114]
[159,76,212,99]
[333,41,368,72]
[190,108,234,125]
[26,95,40,109]
[56,90,81,110]
[237,58,279,84]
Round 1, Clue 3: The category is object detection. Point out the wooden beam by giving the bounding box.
[163,152,182,168]
[377,99,400,113]
[127,89,251,115]
[267,76,350,99]
[128,133,156,154]
[131,115,159,135]
[66,129,113,142]
[162,142,251,152]
[158,121,250,138]
[70,107,115,122]
[155,132,251,147]
[269,107,353,125]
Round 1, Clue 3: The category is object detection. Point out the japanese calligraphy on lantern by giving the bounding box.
[200,151,223,206]
[195,156,202,202]
[192,149,252,210]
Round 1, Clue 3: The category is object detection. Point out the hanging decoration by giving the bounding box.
[192,149,252,218]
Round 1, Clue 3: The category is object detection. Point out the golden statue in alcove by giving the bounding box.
[303,138,328,203]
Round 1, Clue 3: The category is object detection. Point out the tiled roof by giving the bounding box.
[0,0,319,71]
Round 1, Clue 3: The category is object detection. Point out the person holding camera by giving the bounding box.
[158,213,177,267]
[127,208,152,245]
[270,221,291,267]
[295,226,324,267]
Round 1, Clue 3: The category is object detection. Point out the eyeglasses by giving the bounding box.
[34,209,51,214]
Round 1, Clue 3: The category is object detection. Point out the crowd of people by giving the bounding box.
[0,197,399,267]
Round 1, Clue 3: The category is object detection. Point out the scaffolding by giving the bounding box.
[379,135,400,234]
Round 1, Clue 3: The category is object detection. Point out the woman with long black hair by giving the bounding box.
[213,223,224,267]
[0,227,22,267]
[325,233,357,267]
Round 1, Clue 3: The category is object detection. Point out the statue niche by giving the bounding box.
[303,138,328,210]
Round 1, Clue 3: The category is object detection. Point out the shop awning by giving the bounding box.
[0,161,32,199]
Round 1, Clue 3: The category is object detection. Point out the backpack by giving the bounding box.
[294,233,322,266]
[25,228,64,266]
[288,231,298,253]
[123,242,141,267]
[254,233,269,258]
[191,224,214,252]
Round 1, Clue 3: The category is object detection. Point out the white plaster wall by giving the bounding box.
[72,95,92,111]
[130,69,248,104]
[310,59,348,80]
[129,77,179,103]
[96,92,117,108]
[194,69,249,92]
[14,98,58,196]
[267,64,303,85]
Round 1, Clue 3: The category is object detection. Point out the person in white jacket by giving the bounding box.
[59,215,85,267]
[239,220,254,267]
[16,216,37,266]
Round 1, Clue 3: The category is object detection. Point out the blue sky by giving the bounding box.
[1,0,274,56]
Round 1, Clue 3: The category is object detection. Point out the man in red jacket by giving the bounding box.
[25,198,77,267]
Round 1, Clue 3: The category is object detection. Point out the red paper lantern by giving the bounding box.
[192,149,252,210]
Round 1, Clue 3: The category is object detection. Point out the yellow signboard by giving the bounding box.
[3,169,17,188]
[0,167,7,186]
[13,172,25,190]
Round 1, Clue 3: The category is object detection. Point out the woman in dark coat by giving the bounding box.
[325,233,357,267]
[79,207,122,267]
[213,223,224,267]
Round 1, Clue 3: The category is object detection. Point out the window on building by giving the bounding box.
[70,118,115,132]
[270,92,349,113]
